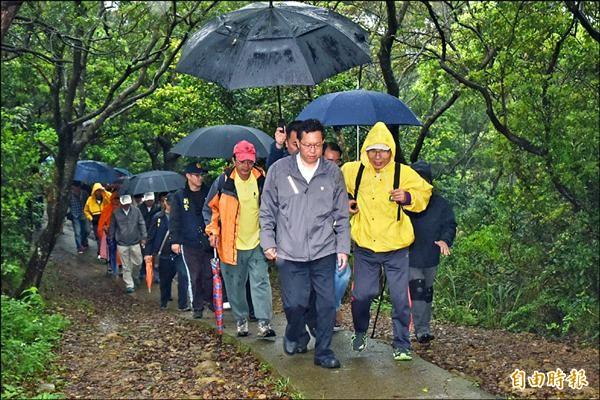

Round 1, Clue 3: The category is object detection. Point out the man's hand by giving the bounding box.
[274,127,286,149]
[389,188,408,203]
[337,253,348,271]
[171,243,181,255]
[348,199,359,215]
[264,247,277,260]
[209,234,219,248]
[140,239,147,248]
[435,240,451,256]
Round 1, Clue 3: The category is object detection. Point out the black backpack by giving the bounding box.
[352,162,403,221]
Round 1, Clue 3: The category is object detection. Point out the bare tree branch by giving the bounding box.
[565,1,600,43]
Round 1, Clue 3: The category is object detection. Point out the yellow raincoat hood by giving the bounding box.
[341,122,432,252]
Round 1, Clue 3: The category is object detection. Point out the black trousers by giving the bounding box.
[158,255,177,307]
[180,245,213,312]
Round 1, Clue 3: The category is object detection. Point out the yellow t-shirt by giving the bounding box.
[234,174,260,250]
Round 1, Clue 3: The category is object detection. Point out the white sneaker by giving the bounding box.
[223,302,231,310]
[257,320,276,337]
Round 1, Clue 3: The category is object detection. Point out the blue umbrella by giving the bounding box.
[114,167,133,177]
[296,89,422,127]
[74,160,118,184]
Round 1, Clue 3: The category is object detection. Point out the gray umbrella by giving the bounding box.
[171,124,274,159]
[175,1,371,116]
[120,170,186,196]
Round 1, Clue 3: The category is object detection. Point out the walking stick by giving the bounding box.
[371,270,387,339]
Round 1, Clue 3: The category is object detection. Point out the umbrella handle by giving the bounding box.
[214,248,217,259]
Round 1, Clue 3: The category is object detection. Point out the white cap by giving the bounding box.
[142,192,155,201]
[119,194,132,205]
[366,143,391,151]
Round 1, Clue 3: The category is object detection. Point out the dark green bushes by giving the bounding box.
[1,288,69,399]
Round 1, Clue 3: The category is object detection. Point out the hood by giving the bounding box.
[91,182,105,194]
[359,122,396,167]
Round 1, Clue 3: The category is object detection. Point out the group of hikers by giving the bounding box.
[67,119,456,369]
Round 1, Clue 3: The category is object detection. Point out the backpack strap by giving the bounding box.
[393,162,402,221]
[353,163,365,200]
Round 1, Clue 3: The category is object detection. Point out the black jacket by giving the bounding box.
[406,193,457,268]
[139,203,161,229]
[144,210,177,258]
[170,184,210,250]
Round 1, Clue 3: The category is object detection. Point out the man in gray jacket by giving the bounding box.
[109,194,147,293]
[260,119,350,369]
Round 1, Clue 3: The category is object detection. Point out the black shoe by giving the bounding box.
[314,356,341,369]
[417,333,434,344]
[178,306,191,312]
[206,302,215,312]
[283,336,307,355]
[160,304,167,310]
[193,310,203,319]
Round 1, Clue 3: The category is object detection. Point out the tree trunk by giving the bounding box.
[18,150,78,295]
[0,0,22,43]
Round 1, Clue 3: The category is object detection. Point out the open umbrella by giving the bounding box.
[114,167,133,177]
[211,248,224,341]
[120,170,186,196]
[74,160,119,184]
[296,89,422,160]
[171,125,274,159]
[175,1,371,117]
[145,256,153,293]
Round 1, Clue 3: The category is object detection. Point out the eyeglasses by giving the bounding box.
[236,160,255,167]
[367,149,391,156]
[299,141,323,150]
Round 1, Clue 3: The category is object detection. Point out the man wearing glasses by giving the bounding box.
[204,140,276,338]
[260,119,351,369]
[340,122,432,362]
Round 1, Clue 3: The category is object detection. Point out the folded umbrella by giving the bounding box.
[145,256,153,293]
[211,248,224,342]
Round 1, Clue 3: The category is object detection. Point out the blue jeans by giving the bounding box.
[351,246,411,350]
[72,217,89,250]
[278,254,336,361]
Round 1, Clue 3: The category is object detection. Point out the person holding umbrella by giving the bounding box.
[260,119,350,369]
[204,140,276,338]
[144,193,181,309]
[340,122,432,362]
[84,182,111,259]
[170,163,213,319]
[266,120,303,169]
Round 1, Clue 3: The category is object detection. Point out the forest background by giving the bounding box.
[1,0,598,357]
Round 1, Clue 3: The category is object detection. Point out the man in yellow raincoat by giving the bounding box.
[341,122,432,361]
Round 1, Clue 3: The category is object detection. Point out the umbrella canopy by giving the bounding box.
[296,89,422,127]
[211,249,224,341]
[171,125,274,159]
[114,167,133,177]
[74,160,119,184]
[175,1,371,90]
[120,170,186,196]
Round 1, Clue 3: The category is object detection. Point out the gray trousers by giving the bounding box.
[221,245,273,324]
[409,266,437,337]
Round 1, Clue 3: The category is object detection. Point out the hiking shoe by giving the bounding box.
[178,306,191,312]
[351,331,368,352]
[257,321,276,337]
[223,301,231,310]
[125,287,135,294]
[237,319,249,337]
[393,348,413,361]
[417,333,434,344]
[193,310,203,319]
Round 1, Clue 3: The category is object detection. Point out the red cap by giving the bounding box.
[233,140,256,162]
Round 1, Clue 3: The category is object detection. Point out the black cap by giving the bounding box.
[184,162,208,174]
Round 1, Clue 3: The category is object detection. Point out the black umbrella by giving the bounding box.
[74,160,118,184]
[175,1,371,116]
[121,170,186,196]
[171,125,274,159]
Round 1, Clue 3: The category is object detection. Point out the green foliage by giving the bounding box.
[1,288,69,399]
